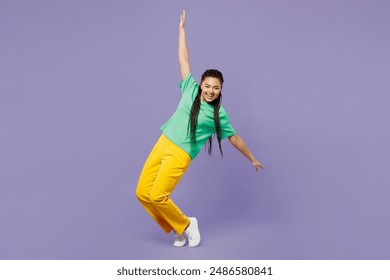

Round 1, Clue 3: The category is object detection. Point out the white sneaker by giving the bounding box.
[185,217,201,247]
[173,230,186,247]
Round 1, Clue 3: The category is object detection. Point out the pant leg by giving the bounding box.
[149,143,191,235]
[136,135,172,232]
[136,135,191,234]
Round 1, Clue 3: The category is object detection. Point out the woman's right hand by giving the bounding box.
[179,9,186,29]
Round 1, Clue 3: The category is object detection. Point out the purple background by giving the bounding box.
[1,0,389,260]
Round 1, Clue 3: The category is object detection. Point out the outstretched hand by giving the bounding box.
[179,9,186,29]
[252,159,264,172]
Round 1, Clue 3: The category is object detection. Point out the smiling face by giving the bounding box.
[200,77,222,103]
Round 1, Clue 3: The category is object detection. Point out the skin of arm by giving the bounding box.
[178,10,263,172]
[228,134,264,172]
[178,10,190,80]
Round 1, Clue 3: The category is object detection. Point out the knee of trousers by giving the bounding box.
[149,193,168,205]
[135,187,167,205]
[135,187,150,202]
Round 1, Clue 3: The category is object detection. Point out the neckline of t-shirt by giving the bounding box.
[200,100,214,107]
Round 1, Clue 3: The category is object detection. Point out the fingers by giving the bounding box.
[253,162,264,172]
[179,9,186,27]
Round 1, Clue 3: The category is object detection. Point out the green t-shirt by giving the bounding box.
[160,72,236,159]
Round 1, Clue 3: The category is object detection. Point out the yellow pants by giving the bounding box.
[136,134,191,235]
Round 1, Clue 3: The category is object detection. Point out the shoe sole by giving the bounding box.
[188,217,201,247]
[173,240,187,247]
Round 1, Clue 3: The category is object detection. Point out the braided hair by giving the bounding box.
[188,69,224,156]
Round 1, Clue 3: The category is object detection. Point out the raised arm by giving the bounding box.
[228,134,264,172]
[178,10,190,80]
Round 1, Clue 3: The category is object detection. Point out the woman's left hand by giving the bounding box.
[252,159,264,172]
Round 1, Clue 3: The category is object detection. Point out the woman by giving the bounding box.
[136,10,264,247]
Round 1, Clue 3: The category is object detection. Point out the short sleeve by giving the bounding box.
[179,72,198,99]
[219,106,236,139]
